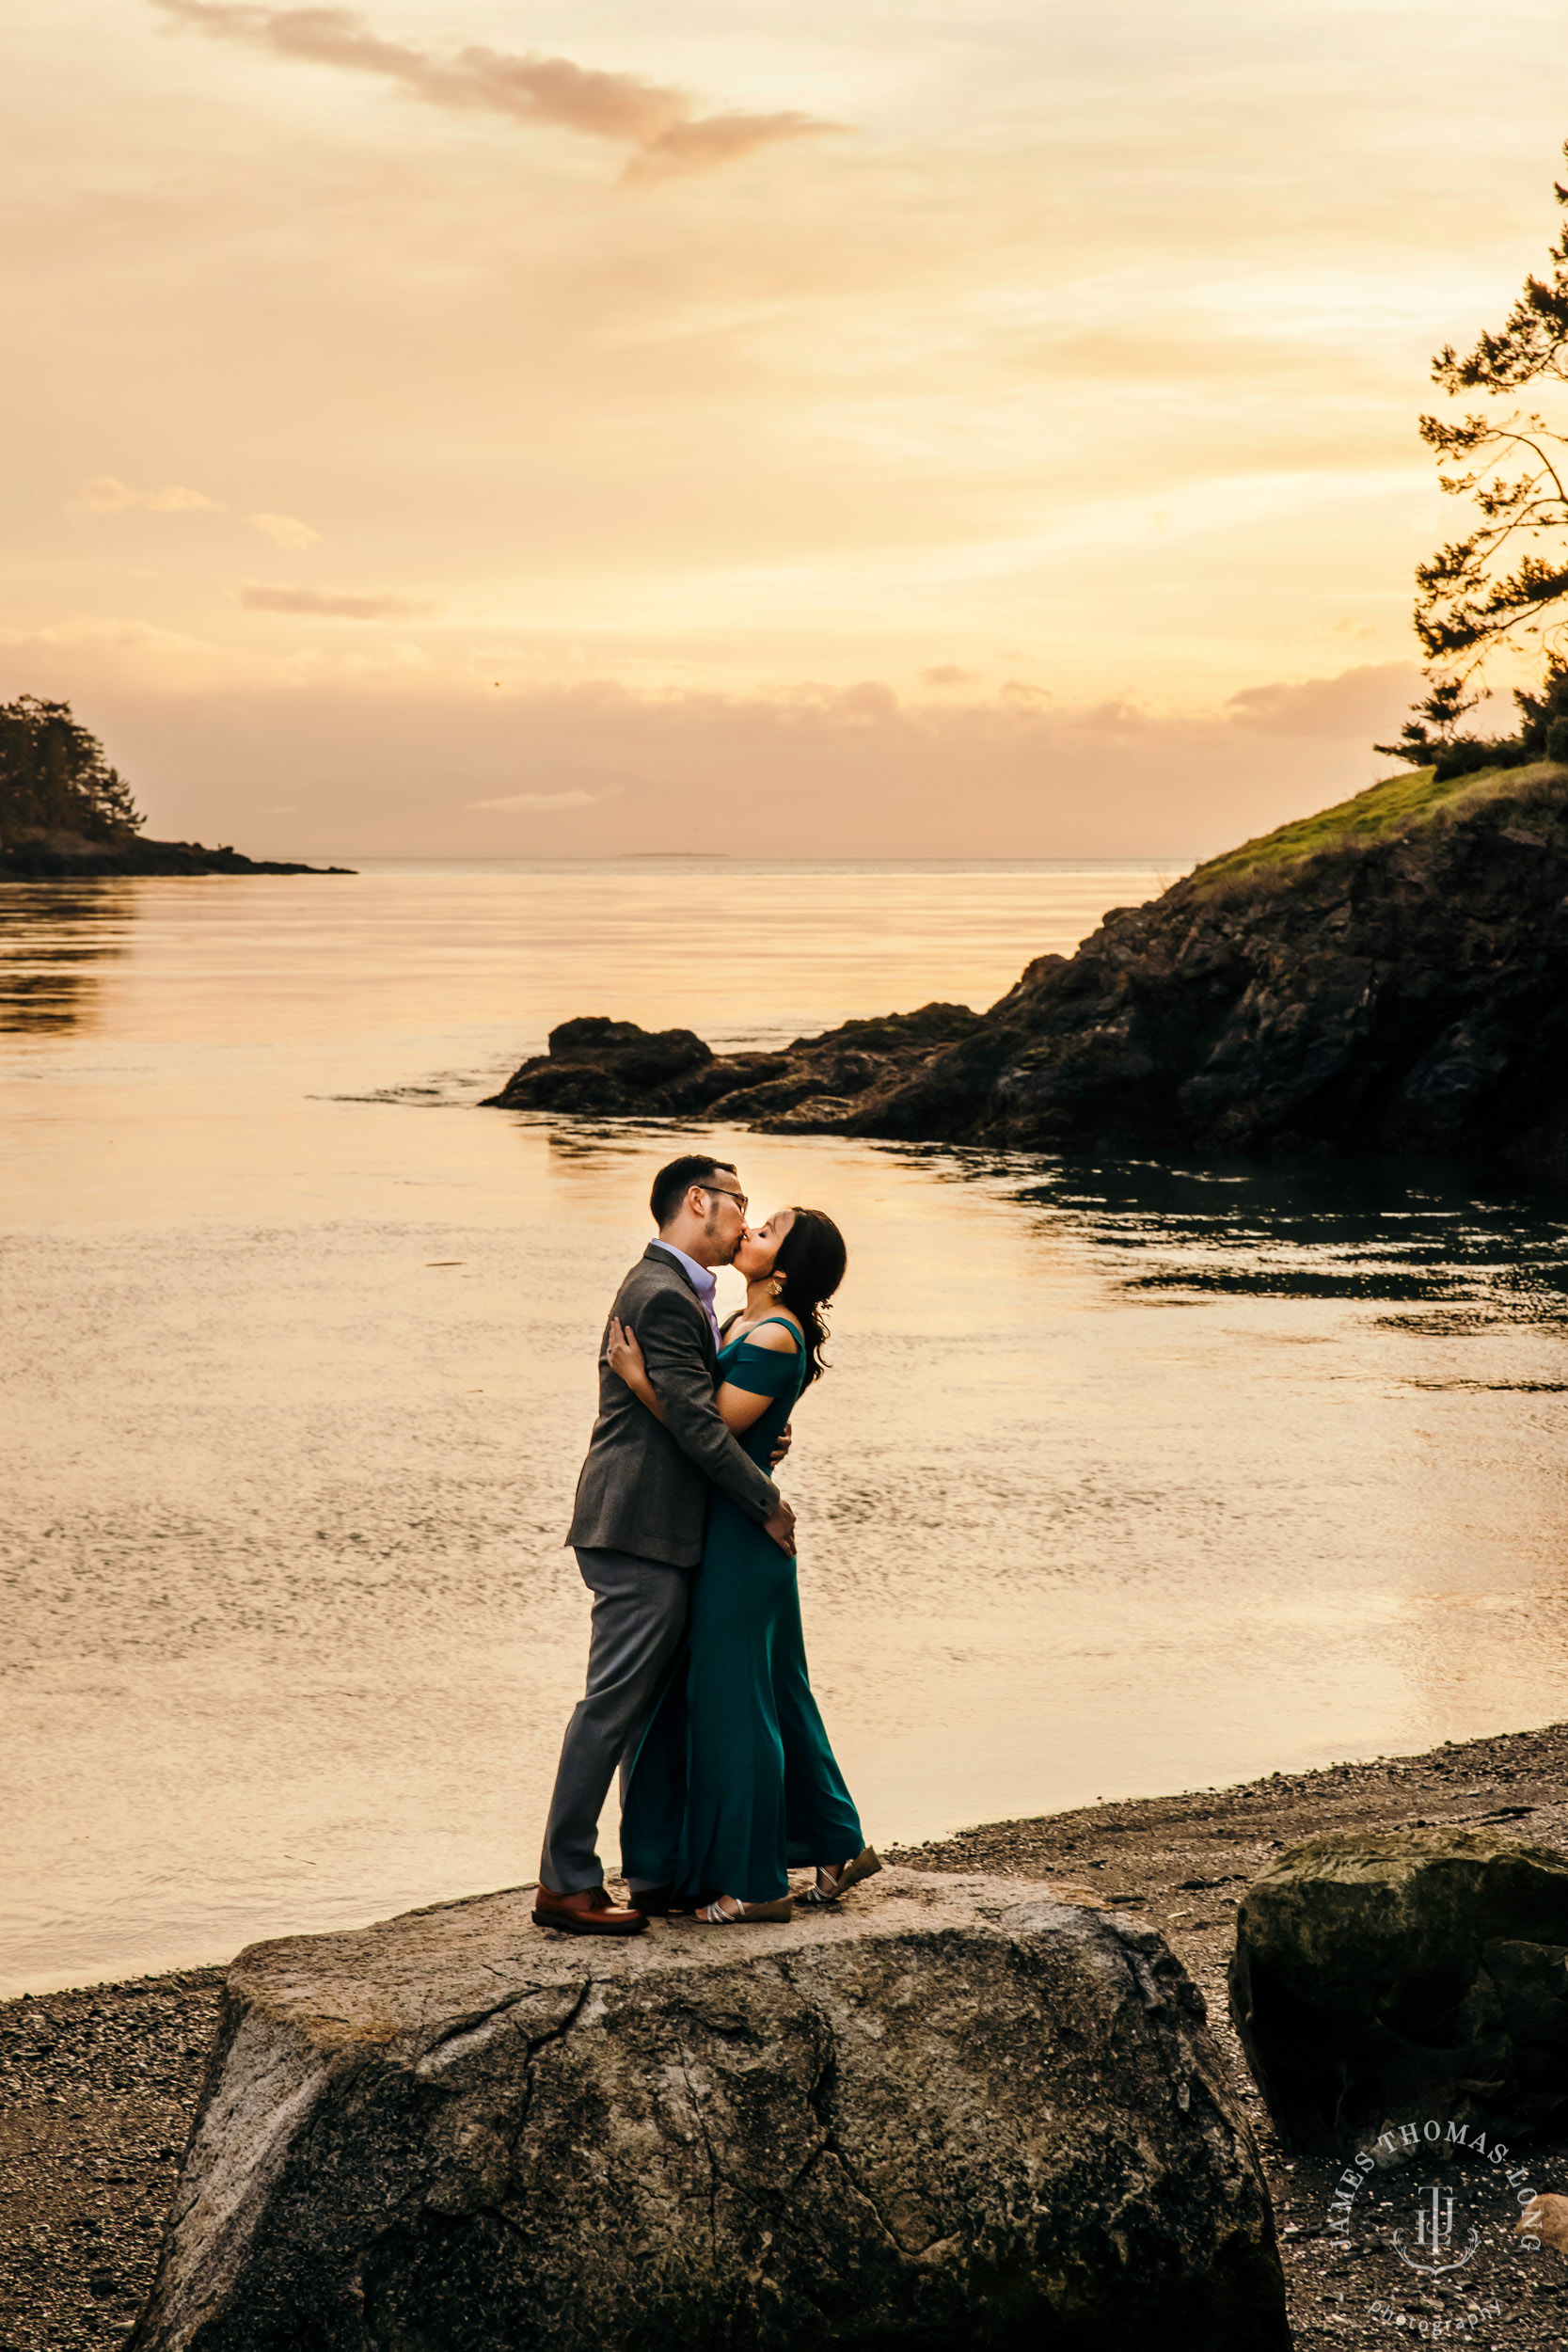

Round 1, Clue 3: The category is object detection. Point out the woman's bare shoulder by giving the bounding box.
[744,1316,801,1353]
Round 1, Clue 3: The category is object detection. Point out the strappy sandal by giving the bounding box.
[692,1895,795,1925]
[799,1847,883,1907]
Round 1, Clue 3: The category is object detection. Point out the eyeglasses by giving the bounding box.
[700,1185,749,1216]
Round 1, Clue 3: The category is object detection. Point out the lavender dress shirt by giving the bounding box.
[648,1238,723,1349]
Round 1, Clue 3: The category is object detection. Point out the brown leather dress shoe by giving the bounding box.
[531,1883,647,1936]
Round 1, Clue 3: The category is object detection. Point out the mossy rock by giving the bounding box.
[1229,1825,1568,2153]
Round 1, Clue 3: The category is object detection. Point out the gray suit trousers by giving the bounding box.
[537,1547,689,1895]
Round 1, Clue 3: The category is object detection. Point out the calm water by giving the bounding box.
[3,860,1566,1997]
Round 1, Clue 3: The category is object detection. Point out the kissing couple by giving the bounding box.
[533,1152,879,1932]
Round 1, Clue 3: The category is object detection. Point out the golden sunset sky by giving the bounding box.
[4,0,1566,855]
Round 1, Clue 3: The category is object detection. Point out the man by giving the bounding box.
[533,1152,796,1936]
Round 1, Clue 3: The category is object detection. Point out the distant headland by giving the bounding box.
[0,697,351,879]
[483,755,1568,1185]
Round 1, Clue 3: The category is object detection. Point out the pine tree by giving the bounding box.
[0,697,144,842]
[1378,145,1568,771]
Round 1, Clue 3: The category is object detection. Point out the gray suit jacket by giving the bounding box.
[565,1245,780,1567]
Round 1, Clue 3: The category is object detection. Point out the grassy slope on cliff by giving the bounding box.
[1188,759,1564,896]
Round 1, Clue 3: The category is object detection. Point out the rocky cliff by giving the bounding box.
[483,760,1568,1182]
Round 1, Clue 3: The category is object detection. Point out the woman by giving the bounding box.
[609,1205,879,1924]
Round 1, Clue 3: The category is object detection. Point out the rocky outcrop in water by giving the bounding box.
[484,763,1568,1181]
[128,1869,1287,2352]
[481,1004,981,1123]
[1229,1825,1568,2154]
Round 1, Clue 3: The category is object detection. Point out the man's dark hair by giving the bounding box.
[650,1154,738,1231]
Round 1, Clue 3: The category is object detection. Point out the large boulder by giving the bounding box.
[130,1869,1287,2351]
[1229,1825,1568,2153]
[481,1016,715,1113]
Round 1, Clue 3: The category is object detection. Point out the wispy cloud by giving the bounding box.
[69,474,224,515]
[150,0,842,183]
[467,788,608,811]
[238,581,435,617]
[248,511,321,548]
[1227,662,1421,739]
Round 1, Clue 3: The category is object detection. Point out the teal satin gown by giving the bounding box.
[619,1318,863,1904]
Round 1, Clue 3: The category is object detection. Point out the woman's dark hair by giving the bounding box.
[771,1208,847,1386]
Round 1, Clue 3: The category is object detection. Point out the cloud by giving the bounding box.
[150,0,842,183]
[622,110,838,187]
[837,679,899,721]
[69,474,224,515]
[68,483,324,550]
[16,666,1425,861]
[248,511,322,549]
[1226,661,1422,739]
[237,582,436,618]
[466,788,607,811]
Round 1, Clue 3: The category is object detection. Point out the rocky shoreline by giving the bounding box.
[484,759,1568,1184]
[8,1720,1568,2347]
[0,832,351,879]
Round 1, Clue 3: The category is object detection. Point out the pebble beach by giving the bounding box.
[8,1720,1568,2349]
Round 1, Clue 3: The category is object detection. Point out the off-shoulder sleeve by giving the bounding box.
[636,1285,779,1523]
[721,1339,800,1397]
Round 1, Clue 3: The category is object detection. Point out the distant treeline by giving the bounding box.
[0,696,143,845]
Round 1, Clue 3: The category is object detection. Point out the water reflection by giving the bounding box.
[0,882,135,1034]
[992,1152,1568,1327]
[7,865,1568,1997]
